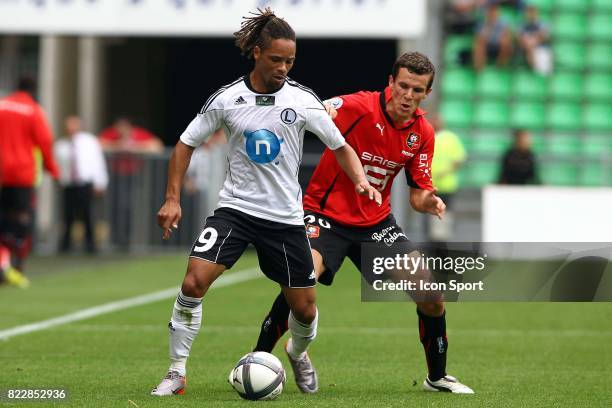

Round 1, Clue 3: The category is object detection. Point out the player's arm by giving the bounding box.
[157,97,223,239]
[33,106,60,179]
[409,187,445,220]
[332,144,381,204]
[305,104,381,205]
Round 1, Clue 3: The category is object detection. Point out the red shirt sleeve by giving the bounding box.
[405,121,435,190]
[32,106,59,179]
[329,91,372,135]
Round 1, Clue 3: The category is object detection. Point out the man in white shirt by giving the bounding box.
[54,115,108,254]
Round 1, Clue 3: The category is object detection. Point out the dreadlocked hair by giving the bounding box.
[234,8,296,59]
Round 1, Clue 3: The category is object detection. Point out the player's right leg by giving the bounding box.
[152,209,248,396]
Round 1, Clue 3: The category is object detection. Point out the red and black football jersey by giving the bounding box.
[303,87,435,227]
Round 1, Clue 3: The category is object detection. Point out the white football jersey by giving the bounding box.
[180,76,346,225]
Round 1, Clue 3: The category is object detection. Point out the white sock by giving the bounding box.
[287,308,318,360]
[168,290,203,376]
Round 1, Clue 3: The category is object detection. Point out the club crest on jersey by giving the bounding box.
[244,129,283,164]
[327,97,343,109]
[280,108,297,125]
[406,132,421,150]
[305,224,320,238]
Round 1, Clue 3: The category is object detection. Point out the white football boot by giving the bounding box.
[423,375,474,394]
[285,341,319,393]
[151,370,186,396]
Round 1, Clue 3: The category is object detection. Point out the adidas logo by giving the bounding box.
[308,270,316,280]
[234,96,247,105]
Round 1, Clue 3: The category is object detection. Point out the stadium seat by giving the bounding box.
[548,72,584,101]
[540,163,579,185]
[587,15,612,41]
[530,133,546,154]
[476,68,512,98]
[581,134,612,158]
[545,133,581,157]
[586,43,612,71]
[584,74,612,101]
[552,13,587,40]
[473,101,510,128]
[510,102,546,129]
[555,0,591,12]
[512,70,547,100]
[546,103,581,130]
[580,164,609,186]
[444,36,472,67]
[528,0,554,12]
[469,130,512,157]
[553,42,586,70]
[499,7,521,29]
[464,161,499,187]
[442,68,476,97]
[592,0,612,12]
[583,104,612,130]
[440,100,473,128]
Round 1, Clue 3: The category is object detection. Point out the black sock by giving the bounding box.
[254,292,290,352]
[417,308,448,382]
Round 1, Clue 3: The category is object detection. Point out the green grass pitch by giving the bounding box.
[1,252,610,407]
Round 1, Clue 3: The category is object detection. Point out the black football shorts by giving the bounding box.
[189,207,316,288]
[304,210,417,285]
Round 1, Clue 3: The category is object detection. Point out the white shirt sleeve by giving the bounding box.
[91,137,108,191]
[305,105,346,151]
[179,93,225,147]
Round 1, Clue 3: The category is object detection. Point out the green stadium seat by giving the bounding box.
[540,163,579,185]
[546,103,581,130]
[474,101,510,128]
[583,104,612,130]
[581,135,612,158]
[580,164,609,186]
[469,130,512,157]
[510,102,547,129]
[444,36,472,67]
[586,43,612,71]
[552,13,587,40]
[548,72,584,101]
[440,100,473,128]
[587,15,612,41]
[584,74,612,101]
[442,68,476,97]
[592,0,612,12]
[499,7,521,29]
[528,0,554,12]
[555,0,591,12]
[512,70,547,100]
[464,160,500,187]
[545,133,582,157]
[476,68,512,98]
[553,42,586,70]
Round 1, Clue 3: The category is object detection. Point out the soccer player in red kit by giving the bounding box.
[253,52,474,394]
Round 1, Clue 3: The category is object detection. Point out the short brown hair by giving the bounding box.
[391,52,436,89]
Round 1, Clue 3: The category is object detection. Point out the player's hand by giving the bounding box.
[355,182,382,206]
[157,199,182,240]
[323,102,338,120]
[425,189,446,220]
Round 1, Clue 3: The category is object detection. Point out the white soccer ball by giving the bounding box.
[228,351,286,400]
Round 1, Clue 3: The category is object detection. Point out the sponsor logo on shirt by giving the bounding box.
[234,96,247,105]
[244,129,283,164]
[255,95,275,106]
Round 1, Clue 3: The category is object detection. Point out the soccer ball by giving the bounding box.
[228,351,286,400]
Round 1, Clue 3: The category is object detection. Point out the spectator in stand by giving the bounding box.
[55,115,108,254]
[446,0,485,35]
[99,117,163,154]
[0,76,59,288]
[499,129,539,185]
[473,1,513,71]
[98,118,163,250]
[519,5,552,75]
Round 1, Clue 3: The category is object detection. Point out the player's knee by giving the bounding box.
[417,301,445,317]
[181,274,203,298]
[292,301,317,324]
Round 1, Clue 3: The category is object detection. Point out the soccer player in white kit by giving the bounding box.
[151,8,381,396]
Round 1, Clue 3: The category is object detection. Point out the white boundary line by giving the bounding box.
[0,267,262,341]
